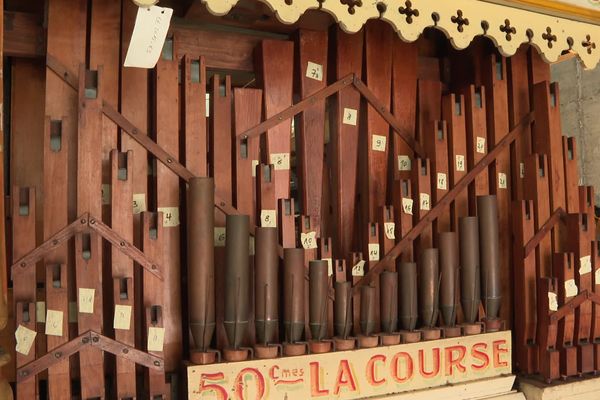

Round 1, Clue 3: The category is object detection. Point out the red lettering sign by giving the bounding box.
[366,355,387,386]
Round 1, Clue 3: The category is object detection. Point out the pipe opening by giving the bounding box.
[50,120,62,152]
[18,188,30,216]
[82,233,92,260]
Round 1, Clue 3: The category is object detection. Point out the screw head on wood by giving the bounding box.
[19,370,28,377]
[52,240,59,245]
[154,360,161,367]
[132,128,138,135]
[122,348,129,354]
[167,158,173,163]
[120,241,125,247]
[92,336,99,343]
[152,265,157,270]
[90,219,96,225]
[81,219,87,224]
[82,337,90,344]
[20,262,26,268]
[54,352,62,358]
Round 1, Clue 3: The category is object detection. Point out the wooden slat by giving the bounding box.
[423,120,451,237]
[379,206,396,272]
[299,215,317,340]
[537,277,559,381]
[523,208,565,259]
[417,80,442,145]
[278,199,295,249]
[3,11,44,58]
[555,252,577,377]
[412,158,433,262]
[183,56,208,177]
[563,137,580,214]
[392,179,414,263]
[364,223,381,333]
[592,240,600,371]
[464,85,489,215]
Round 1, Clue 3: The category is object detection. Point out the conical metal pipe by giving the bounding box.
[398,262,418,331]
[380,271,398,333]
[224,214,250,348]
[360,285,377,336]
[255,227,279,345]
[309,260,328,341]
[419,248,439,329]
[334,281,352,339]
[187,177,215,351]
[284,248,305,343]
[477,195,501,320]
[439,232,458,327]
[460,216,481,323]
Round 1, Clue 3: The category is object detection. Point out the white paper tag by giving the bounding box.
[437,173,447,190]
[368,243,380,261]
[306,61,323,81]
[456,155,466,172]
[101,184,111,205]
[397,155,411,172]
[133,193,147,214]
[301,231,317,249]
[402,198,414,215]
[36,302,46,323]
[124,6,174,69]
[114,305,133,330]
[548,292,558,312]
[260,209,277,228]
[324,258,333,277]
[158,207,180,227]
[352,260,366,277]
[372,135,387,152]
[270,153,290,170]
[384,222,396,240]
[147,326,165,352]
[251,160,259,177]
[214,227,226,247]
[420,193,431,211]
[565,279,578,298]
[596,268,600,285]
[45,310,63,336]
[15,325,37,356]
[520,162,525,179]
[343,108,357,126]
[580,255,592,275]
[78,288,95,314]
[476,137,486,154]
[498,173,508,189]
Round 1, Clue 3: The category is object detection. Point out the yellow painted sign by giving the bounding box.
[188,331,511,400]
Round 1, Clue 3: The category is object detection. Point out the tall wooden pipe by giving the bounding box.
[360,285,377,336]
[334,281,352,338]
[398,262,418,331]
[187,177,215,351]
[477,195,501,320]
[284,248,305,342]
[439,232,458,327]
[255,227,279,345]
[460,216,480,323]
[309,260,328,341]
[419,249,439,328]
[224,215,250,348]
[380,271,398,333]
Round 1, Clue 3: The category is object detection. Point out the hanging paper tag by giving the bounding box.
[251,160,259,177]
[147,326,166,352]
[214,227,226,247]
[456,155,466,172]
[260,209,277,228]
[420,193,431,211]
[124,5,174,69]
[498,173,508,189]
[368,243,380,261]
[101,184,111,205]
[78,288,95,314]
[352,260,366,277]
[565,279,578,298]
[476,137,486,154]
[114,305,133,330]
[158,207,180,227]
[398,155,412,171]
[270,153,290,170]
[548,292,558,312]
[402,198,414,215]
[343,108,358,126]
[15,325,37,356]
[306,61,323,81]
[437,173,447,190]
[372,135,387,152]
[384,222,395,240]
[301,231,317,249]
[36,302,46,323]
[324,258,333,277]
[133,193,147,214]
[45,310,63,336]
[580,255,592,275]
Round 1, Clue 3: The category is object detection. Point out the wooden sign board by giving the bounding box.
[187,331,511,399]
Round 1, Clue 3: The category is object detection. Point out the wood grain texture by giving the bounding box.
[412,158,433,264]
[563,137,579,214]
[423,120,451,237]
[183,56,208,178]
[555,252,577,377]
[392,179,414,263]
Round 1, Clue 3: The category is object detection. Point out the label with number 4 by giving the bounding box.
[352,260,366,277]
[260,209,277,228]
[420,193,431,211]
[343,108,357,126]
[398,155,412,172]
[437,173,447,190]
[270,153,290,171]
[372,134,387,152]
[158,207,180,227]
[476,137,486,154]
[565,279,578,298]
[301,231,317,249]
[368,243,380,261]
[456,155,466,172]
[306,61,323,81]
[402,198,414,215]
[384,222,395,240]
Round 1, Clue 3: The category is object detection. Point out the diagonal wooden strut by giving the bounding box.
[549,290,600,323]
[16,330,164,383]
[524,207,566,258]
[11,213,163,280]
[352,111,535,294]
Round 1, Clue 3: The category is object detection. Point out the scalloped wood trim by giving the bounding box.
[201,0,600,69]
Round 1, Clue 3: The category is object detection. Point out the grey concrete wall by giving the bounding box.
[551,57,600,204]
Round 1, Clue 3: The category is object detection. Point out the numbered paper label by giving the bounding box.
[372,135,387,152]
[420,193,431,211]
[437,173,448,190]
[114,305,132,330]
[520,163,525,178]
[384,222,396,240]
[45,310,63,336]
[270,153,290,171]
[133,193,147,214]
[214,227,226,247]
[398,155,412,172]
[456,155,466,172]
[580,255,592,275]
[402,198,414,215]
[343,108,358,126]
[158,207,180,227]
[595,268,600,285]
[147,327,165,352]
[565,279,578,298]
[101,184,111,205]
[498,173,508,189]
[301,231,317,249]
[251,160,259,177]
[15,325,37,356]
[324,258,333,277]
[306,61,323,81]
[476,137,486,154]
[78,288,95,314]
[260,209,277,228]
[368,243,380,261]
[352,260,366,277]
[548,292,558,312]
[124,5,174,69]
[36,302,46,323]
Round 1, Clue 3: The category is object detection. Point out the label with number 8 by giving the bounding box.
[260,209,277,228]
[270,153,290,171]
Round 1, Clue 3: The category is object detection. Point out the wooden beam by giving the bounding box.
[3,11,44,58]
